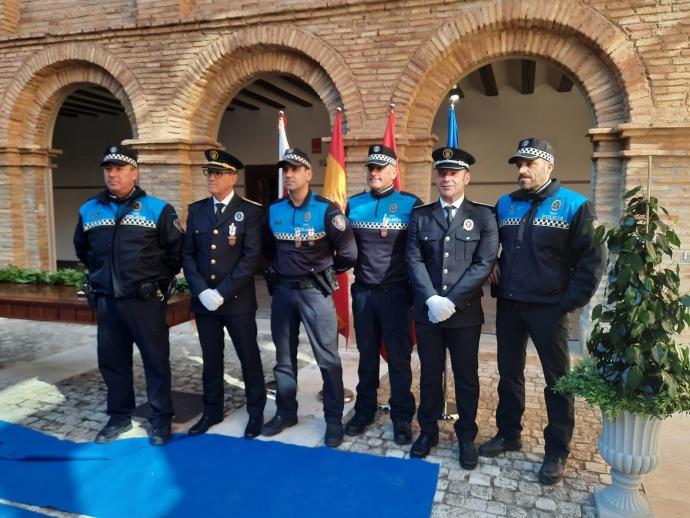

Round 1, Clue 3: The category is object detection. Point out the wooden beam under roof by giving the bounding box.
[557,75,574,93]
[69,94,124,113]
[60,105,97,117]
[521,60,536,95]
[63,99,120,116]
[73,88,124,108]
[255,79,313,107]
[58,109,79,118]
[230,99,259,111]
[239,89,286,109]
[280,75,319,98]
[478,65,498,96]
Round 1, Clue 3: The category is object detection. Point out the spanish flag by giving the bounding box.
[323,108,350,341]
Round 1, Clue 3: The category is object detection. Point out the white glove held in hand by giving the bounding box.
[426,295,456,323]
[199,289,224,311]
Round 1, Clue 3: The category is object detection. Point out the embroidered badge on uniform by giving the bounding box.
[389,203,397,214]
[332,214,346,231]
[234,211,244,222]
[550,199,562,212]
[463,218,474,231]
[304,211,312,222]
[133,201,142,211]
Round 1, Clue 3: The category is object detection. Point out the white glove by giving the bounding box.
[199,289,224,311]
[426,295,456,323]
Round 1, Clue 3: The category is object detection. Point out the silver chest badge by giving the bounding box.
[463,218,474,231]
[234,211,244,222]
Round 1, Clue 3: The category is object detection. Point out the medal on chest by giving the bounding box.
[380,214,388,238]
[228,223,237,246]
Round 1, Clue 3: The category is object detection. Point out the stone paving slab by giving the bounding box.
[0,316,607,517]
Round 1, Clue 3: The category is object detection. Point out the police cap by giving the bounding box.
[204,149,243,172]
[366,144,397,168]
[508,138,555,164]
[432,146,475,170]
[101,145,138,168]
[277,148,311,169]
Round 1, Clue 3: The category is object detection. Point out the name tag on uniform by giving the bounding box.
[228,223,237,246]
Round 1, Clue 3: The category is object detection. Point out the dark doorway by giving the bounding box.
[245,164,279,205]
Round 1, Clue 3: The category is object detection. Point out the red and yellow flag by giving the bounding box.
[383,103,402,190]
[323,108,350,341]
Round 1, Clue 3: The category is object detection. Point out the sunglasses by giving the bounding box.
[202,168,236,177]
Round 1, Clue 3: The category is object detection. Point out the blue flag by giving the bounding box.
[447,103,459,148]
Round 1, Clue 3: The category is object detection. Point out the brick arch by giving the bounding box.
[169,27,364,140]
[394,0,652,136]
[0,43,149,146]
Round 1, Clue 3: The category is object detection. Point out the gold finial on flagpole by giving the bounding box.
[388,102,395,113]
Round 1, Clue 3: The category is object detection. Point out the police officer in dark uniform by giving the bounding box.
[406,146,498,469]
[345,144,421,444]
[74,145,184,446]
[261,148,357,448]
[182,149,267,439]
[478,138,605,484]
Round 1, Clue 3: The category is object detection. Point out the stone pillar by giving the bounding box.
[0,147,57,270]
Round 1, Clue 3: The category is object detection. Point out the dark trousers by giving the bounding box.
[271,284,344,421]
[416,322,481,442]
[495,298,574,458]
[195,312,267,420]
[351,283,415,423]
[96,295,173,425]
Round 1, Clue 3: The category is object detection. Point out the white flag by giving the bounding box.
[278,111,289,198]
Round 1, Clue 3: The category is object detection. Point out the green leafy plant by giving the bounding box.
[0,265,85,287]
[556,186,690,418]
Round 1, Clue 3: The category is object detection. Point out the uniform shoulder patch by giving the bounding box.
[240,196,263,207]
[332,214,346,231]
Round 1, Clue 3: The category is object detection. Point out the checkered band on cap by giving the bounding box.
[102,153,137,167]
[516,147,554,163]
[434,158,470,170]
[367,153,397,167]
[283,153,311,167]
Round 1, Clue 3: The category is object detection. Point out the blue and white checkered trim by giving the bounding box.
[121,215,157,228]
[83,218,115,231]
[533,218,569,229]
[102,153,137,167]
[282,153,311,168]
[434,159,470,170]
[514,147,554,163]
[351,221,408,230]
[367,153,397,167]
[273,231,326,241]
[498,218,521,228]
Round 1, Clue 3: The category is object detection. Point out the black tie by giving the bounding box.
[215,203,225,222]
[445,206,454,227]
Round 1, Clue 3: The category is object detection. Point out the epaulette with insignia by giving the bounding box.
[241,196,263,207]
[413,201,435,210]
[468,199,496,210]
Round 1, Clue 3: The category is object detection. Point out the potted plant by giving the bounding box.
[555,185,690,518]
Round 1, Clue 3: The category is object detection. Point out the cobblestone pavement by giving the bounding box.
[0,315,606,517]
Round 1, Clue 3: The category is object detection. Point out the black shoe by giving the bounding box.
[538,454,567,485]
[393,420,412,445]
[324,421,344,448]
[344,414,374,436]
[95,418,132,444]
[478,435,522,458]
[261,414,297,437]
[188,415,223,436]
[244,417,263,439]
[459,441,478,470]
[410,433,439,458]
[149,423,172,446]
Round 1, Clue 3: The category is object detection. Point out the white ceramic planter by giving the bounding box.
[595,410,663,518]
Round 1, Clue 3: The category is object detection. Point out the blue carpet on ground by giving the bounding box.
[0,421,439,518]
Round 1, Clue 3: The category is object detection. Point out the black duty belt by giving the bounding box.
[355,281,408,291]
[277,276,317,290]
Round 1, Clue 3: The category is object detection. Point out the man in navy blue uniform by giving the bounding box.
[478,138,605,484]
[182,149,266,439]
[406,146,498,469]
[345,144,421,444]
[74,145,183,446]
[261,148,357,447]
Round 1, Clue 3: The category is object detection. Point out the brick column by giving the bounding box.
[0,147,57,270]
[0,0,19,34]
[124,139,220,225]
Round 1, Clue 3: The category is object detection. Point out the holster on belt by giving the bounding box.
[263,264,278,295]
[136,281,165,301]
[309,267,337,297]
